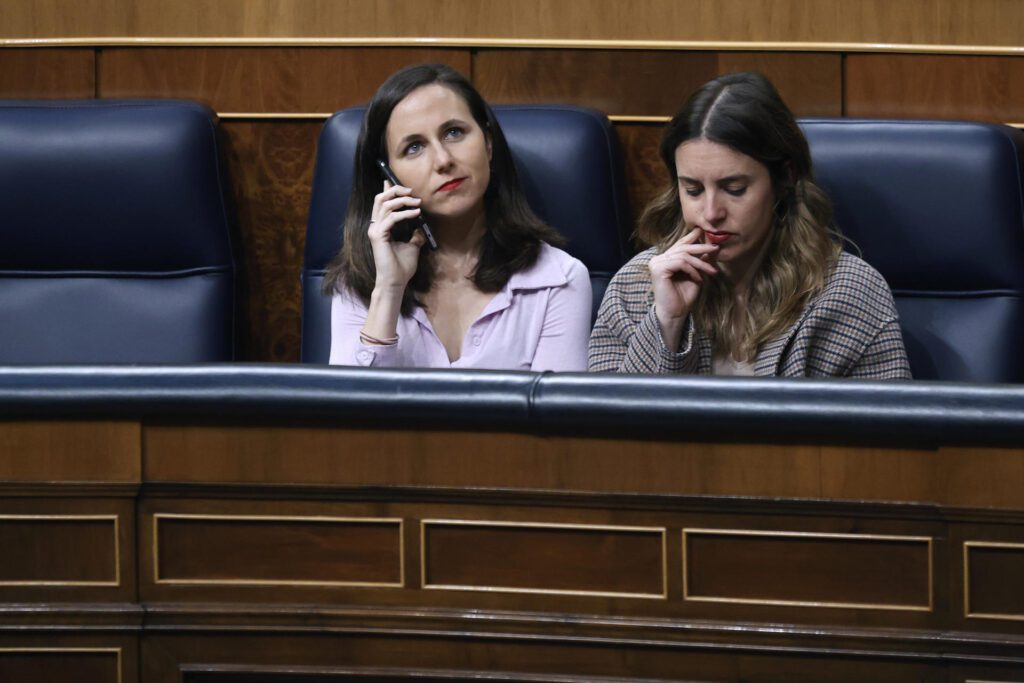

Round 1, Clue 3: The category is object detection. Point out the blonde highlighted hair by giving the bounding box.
[636,72,843,360]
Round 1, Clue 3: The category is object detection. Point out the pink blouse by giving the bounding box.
[329,243,592,371]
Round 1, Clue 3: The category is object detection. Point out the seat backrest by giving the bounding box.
[802,119,1024,382]
[302,104,630,364]
[0,100,236,363]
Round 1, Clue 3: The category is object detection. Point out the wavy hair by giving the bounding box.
[322,63,562,314]
[636,71,843,360]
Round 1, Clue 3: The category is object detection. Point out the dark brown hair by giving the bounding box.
[322,63,562,313]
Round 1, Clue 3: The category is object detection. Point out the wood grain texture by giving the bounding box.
[423,522,664,596]
[99,48,471,112]
[474,50,840,117]
[4,0,1024,48]
[0,422,140,483]
[0,517,117,583]
[965,544,1024,619]
[0,650,119,683]
[0,48,94,98]
[220,121,319,362]
[154,515,402,585]
[846,54,1024,121]
[0,498,135,604]
[685,531,931,609]
[615,123,666,242]
[141,631,948,683]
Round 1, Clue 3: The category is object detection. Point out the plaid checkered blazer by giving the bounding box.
[588,248,911,379]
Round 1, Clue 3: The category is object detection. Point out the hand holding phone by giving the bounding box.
[376,159,438,250]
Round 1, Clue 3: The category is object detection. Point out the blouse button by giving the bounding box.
[472,335,482,346]
[356,349,373,365]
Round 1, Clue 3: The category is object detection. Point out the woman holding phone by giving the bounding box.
[588,72,910,378]
[324,64,591,370]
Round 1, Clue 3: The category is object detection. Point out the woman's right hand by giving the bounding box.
[368,181,427,291]
[648,228,719,350]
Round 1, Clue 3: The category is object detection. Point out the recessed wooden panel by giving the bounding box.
[154,514,403,586]
[0,48,94,98]
[0,649,120,683]
[422,520,666,598]
[684,529,932,610]
[0,516,118,585]
[474,50,840,117]
[99,48,471,112]
[846,54,1024,122]
[615,122,666,237]
[965,542,1024,621]
[219,120,320,362]
[0,421,140,483]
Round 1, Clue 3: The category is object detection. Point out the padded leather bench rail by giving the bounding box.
[0,365,1021,447]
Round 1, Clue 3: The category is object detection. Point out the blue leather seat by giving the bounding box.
[0,100,236,363]
[302,105,630,364]
[802,119,1024,382]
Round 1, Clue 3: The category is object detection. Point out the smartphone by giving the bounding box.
[376,159,438,250]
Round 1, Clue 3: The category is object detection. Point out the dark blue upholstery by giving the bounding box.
[302,105,630,364]
[802,119,1024,383]
[0,100,236,362]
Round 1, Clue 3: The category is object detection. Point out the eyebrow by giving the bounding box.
[678,174,752,184]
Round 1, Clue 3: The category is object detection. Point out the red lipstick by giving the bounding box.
[704,230,731,245]
[437,178,465,193]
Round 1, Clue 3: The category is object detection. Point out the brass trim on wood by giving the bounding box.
[214,112,1022,128]
[218,112,334,120]
[963,540,1024,622]
[0,648,122,683]
[682,528,934,612]
[0,514,120,587]
[5,36,1024,56]
[420,518,668,600]
[152,513,405,588]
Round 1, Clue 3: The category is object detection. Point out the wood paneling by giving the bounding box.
[0,516,117,584]
[0,422,139,483]
[99,48,471,112]
[965,543,1024,620]
[846,54,1024,122]
[142,632,948,683]
[4,0,1024,48]
[0,649,120,683]
[615,123,665,238]
[153,514,402,586]
[220,121,319,362]
[0,49,94,98]
[422,521,665,597]
[475,50,841,117]
[684,530,932,610]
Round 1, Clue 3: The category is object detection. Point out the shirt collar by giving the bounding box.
[505,244,570,292]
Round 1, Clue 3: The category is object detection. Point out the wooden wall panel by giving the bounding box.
[153,514,402,586]
[475,50,841,117]
[219,121,319,362]
[965,543,1024,621]
[684,530,932,610]
[0,422,139,483]
[422,521,665,597]
[846,54,1024,122]
[616,123,666,238]
[142,632,948,683]
[0,48,94,98]
[5,0,1024,48]
[99,48,471,112]
[0,650,120,683]
[0,516,117,584]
